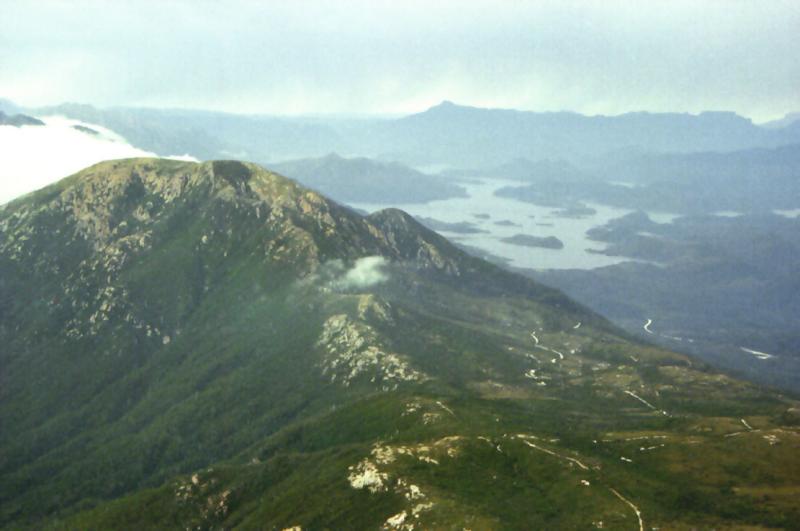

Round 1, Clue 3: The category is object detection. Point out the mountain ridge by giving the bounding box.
[15,99,800,167]
[270,153,467,204]
[0,110,44,127]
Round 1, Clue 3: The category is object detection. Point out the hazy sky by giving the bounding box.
[1,0,798,121]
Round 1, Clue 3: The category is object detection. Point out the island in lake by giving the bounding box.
[72,124,100,135]
[501,233,564,249]
[552,204,598,218]
[494,219,520,227]
[415,216,487,234]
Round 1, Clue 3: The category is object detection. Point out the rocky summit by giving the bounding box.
[1,158,799,529]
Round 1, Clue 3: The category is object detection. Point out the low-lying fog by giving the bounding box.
[0,117,195,205]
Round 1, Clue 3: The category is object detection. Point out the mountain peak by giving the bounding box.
[426,100,465,113]
[367,206,415,224]
[5,157,488,282]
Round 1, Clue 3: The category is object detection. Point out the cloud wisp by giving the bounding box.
[331,256,390,290]
[297,256,391,293]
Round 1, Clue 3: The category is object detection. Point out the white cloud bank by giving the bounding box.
[0,116,196,204]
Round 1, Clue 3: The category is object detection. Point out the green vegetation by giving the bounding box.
[1,159,799,529]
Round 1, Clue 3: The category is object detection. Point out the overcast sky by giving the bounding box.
[1,0,798,121]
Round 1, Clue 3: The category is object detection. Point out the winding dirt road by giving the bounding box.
[610,488,644,531]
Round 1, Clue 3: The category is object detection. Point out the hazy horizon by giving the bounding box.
[2,0,799,122]
[5,97,795,125]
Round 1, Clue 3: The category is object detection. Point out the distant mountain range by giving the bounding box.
[3,159,800,528]
[444,157,591,183]
[761,112,800,129]
[372,101,800,166]
[0,110,44,127]
[270,153,466,204]
[493,143,800,213]
[12,99,800,168]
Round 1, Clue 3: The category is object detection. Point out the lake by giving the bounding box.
[351,178,678,271]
